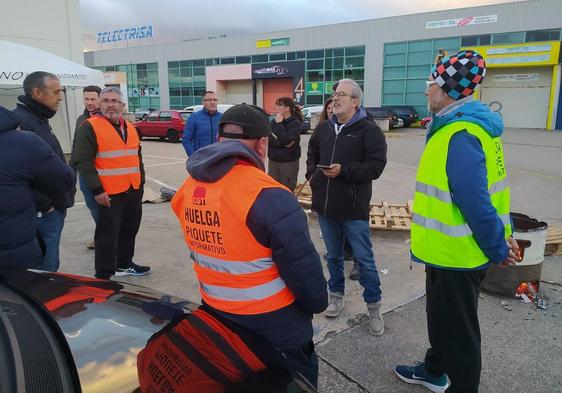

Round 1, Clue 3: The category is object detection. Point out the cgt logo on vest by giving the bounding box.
[192,186,207,206]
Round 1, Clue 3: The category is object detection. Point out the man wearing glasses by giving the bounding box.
[306,78,387,336]
[73,86,151,279]
[182,91,222,156]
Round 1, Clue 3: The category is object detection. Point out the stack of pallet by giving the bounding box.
[545,226,562,256]
[294,183,413,231]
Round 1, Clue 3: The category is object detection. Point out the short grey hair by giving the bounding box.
[100,86,123,99]
[338,79,363,104]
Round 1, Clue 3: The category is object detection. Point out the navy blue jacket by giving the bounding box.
[182,109,222,156]
[12,99,76,211]
[185,140,328,348]
[0,107,76,268]
[412,97,510,269]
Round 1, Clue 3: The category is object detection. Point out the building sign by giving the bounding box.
[256,37,290,49]
[97,25,154,45]
[493,73,539,82]
[130,86,160,97]
[487,44,552,55]
[251,61,304,80]
[426,15,497,29]
[486,55,551,65]
[306,82,324,95]
[461,41,560,68]
[253,65,289,76]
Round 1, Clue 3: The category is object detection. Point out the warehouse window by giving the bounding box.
[526,29,561,42]
[461,34,491,46]
[492,32,525,45]
[100,63,160,112]
[235,56,251,64]
[269,53,286,61]
[382,37,460,117]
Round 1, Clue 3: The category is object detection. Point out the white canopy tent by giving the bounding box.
[0,40,105,152]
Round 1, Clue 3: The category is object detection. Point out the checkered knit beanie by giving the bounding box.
[431,50,486,100]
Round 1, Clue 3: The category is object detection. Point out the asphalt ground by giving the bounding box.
[59,127,562,392]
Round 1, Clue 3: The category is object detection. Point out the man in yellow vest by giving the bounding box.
[171,104,328,387]
[73,87,150,279]
[394,50,519,393]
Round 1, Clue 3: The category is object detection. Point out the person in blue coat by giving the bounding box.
[0,106,76,269]
[182,91,222,156]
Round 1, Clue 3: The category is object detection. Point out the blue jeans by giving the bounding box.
[37,208,66,272]
[79,173,99,224]
[318,215,382,303]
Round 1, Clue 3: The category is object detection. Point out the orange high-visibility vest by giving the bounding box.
[171,164,296,315]
[137,307,268,393]
[88,116,141,195]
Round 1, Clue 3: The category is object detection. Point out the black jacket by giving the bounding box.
[0,106,76,268]
[306,108,387,220]
[12,97,76,211]
[69,108,98,171]
[268,115,302,162]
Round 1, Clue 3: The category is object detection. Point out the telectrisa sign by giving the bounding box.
[97,25,154,44]
[426,15,497,29]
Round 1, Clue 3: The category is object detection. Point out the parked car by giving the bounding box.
[183,104,234,113]
[0,269,317,392]
[133,107,155,120]
[364,107,401,129]
[383,106,419,127]
[134,110,189,143]
[421,116,432,128]
[300,105,324,133]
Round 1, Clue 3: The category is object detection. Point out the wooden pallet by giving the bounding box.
[369,201,413,231]
[294,183,413,231]
[545,226,562,256]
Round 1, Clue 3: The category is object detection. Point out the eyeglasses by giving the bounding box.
[425,80,437,91]
[101,99,123,105]
[203,98,218,102]
[331,92,355,99]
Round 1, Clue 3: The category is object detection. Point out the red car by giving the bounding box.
[421,116,432,128]
[134,110,190,143]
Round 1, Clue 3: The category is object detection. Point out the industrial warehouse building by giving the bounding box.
[85,0,562,130]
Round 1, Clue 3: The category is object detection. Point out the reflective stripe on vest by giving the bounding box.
[96,167,141,176]
[200,277,287,302]
[96,149,139,158]
[88,116,141,195]
[171,164,296,315]
[193,251,275,275]
[415,177,510,205]
[411,120,512,269]
[412,212,511,237]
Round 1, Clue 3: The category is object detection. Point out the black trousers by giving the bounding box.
[424,265,487,393]
[94,188,142,279]
[281,341,319,388]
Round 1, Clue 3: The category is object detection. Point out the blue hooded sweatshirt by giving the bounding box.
[413,97,510,269]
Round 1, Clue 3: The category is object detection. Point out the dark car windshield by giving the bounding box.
[179,112,190,121]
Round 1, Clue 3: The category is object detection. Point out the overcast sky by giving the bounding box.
[80,0,524,51]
